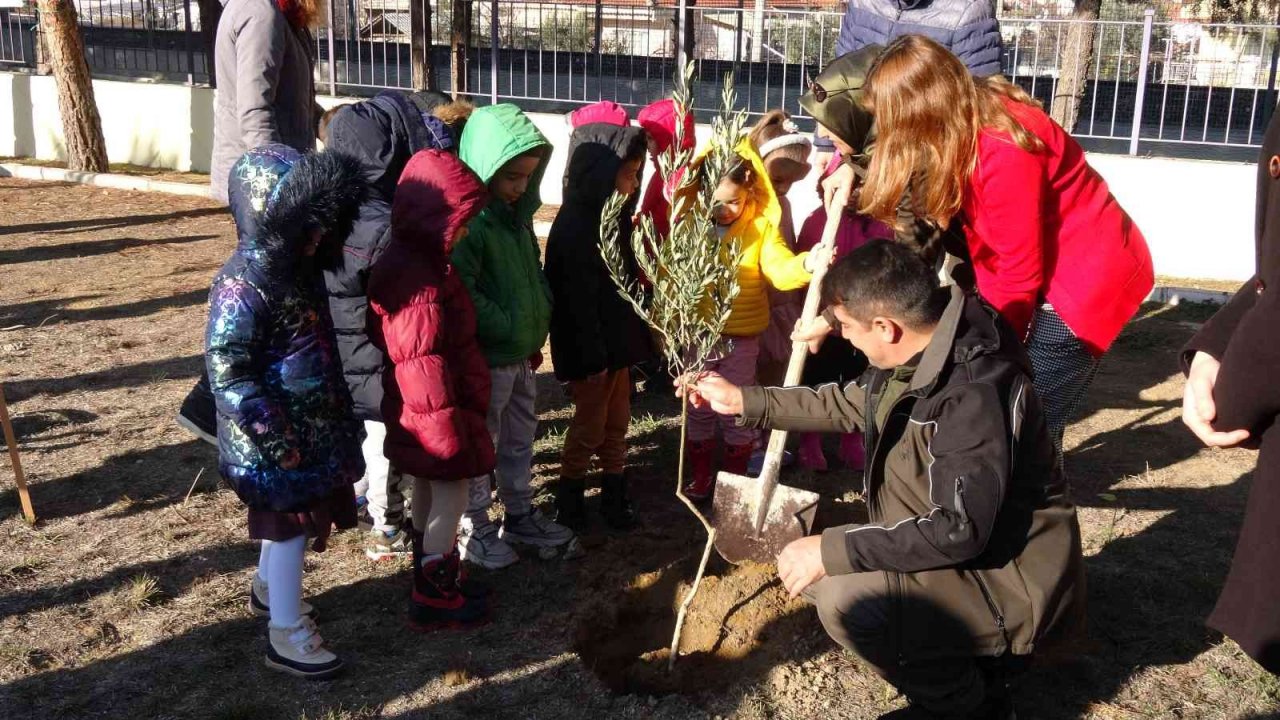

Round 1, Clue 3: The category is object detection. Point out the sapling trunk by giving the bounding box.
[598,65,746,669]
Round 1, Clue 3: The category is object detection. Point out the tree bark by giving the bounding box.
[450,0,469,98]
[410,0,437,91]
[1050,0,1102,133]
[37,0,108,172]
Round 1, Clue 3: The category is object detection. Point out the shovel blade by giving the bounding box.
[711,471,820,565]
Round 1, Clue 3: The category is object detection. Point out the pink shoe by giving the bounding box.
[797,433,828,472]
[839,431,866,471]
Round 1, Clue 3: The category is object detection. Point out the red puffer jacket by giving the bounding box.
[368,150,494,480]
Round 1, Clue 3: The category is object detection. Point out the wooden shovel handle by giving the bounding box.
[0,385,35,524]
[752,183,852,534]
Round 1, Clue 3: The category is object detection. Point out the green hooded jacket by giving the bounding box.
[453,104,554,368]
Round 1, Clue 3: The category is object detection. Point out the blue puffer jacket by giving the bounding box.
[206,144,367,513]
[836,0,1004,77]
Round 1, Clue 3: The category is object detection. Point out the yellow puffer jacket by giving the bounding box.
[713,139,812,337]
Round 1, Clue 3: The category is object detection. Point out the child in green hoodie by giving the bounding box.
[452,104,576,569]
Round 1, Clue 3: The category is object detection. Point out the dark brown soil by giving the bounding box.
[575,560,819,697]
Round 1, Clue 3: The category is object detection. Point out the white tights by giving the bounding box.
[410,477,468,559]
[256,534,306,629]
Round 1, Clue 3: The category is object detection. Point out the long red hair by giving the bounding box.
[858,35,1044,228]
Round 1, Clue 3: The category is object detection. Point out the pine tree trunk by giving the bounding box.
[1050,0,1102,133]
[410,0,437,92]
[37,0,108,172]
[450,0,469,98]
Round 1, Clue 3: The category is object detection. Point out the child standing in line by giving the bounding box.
[545,122,653,531]
[749,110,813,474]
[637,98,697,244]
[368,149,492,629]
[682,139,830,500]
[452,104,576,569]
[323,90,472,562]
[791,152,894,472]
[208,145,365,679]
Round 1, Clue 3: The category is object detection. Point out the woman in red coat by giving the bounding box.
[840,34,1153,455]
[368,149,493,630]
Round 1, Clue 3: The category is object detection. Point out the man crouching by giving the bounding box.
[681,239,1085,719]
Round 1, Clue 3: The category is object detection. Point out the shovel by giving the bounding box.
[712,183,851,565]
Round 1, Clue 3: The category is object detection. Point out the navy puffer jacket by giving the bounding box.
[836,0,1004,77]
[207,145,367,512]
[321,91,456,421]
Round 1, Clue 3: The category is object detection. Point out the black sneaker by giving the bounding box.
[409,551,488,632]
[177,377,218,446]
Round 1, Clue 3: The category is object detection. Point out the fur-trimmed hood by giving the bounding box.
[227,144,365,274]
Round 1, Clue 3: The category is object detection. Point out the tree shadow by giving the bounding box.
[0,289,209,327]
[3,353,203,403]
[0,234,217,265]
[0,437,212,522]
[0,207,226,237]
[0,539,257,624]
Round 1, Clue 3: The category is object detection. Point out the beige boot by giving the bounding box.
[265,618,343,680]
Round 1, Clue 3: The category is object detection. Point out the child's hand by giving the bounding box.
[803,244,835,275]
[822,163,856,212]
[528,352,544,372]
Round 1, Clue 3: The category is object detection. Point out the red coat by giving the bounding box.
[368,150,495,481]
[962,100,1154,356]
[637,99,696,241]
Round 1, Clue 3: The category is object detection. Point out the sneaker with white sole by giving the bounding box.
[500,509,575,549]
[249,575,317,620]
[265,618,343,680]
[458,518,519,570]
[364,527,412,561]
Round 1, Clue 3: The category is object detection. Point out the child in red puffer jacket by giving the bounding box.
[368,149,493,630]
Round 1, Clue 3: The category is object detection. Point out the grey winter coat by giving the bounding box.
[836,0,1004,77]
[210,0,317,203]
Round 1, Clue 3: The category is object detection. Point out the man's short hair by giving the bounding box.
[821,239,948,330]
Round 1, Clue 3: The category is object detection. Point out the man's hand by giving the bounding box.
[792,314,832,355]
[528,351,544,373]
[584,369,609,386]
[1182,351,1249,448]
[674,372,745,415]
[777,535,826,598]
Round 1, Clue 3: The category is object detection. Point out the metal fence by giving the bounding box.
[1,0,1278,155]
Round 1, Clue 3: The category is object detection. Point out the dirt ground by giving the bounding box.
[0,176,1277,720]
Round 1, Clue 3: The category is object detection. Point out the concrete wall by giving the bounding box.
[0,73,215,172]
[0,71,1259,281]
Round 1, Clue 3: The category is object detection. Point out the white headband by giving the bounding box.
[757,133,812,159]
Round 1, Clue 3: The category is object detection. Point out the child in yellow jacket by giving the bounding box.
[684,138,829,500]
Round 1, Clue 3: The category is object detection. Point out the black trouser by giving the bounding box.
[803,571,994,716]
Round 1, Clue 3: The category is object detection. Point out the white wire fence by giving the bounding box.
[1,0,1278,154]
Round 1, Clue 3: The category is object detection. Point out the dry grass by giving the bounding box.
[0,177,1275,719]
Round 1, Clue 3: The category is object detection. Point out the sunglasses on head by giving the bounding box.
[807,78,852,104]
